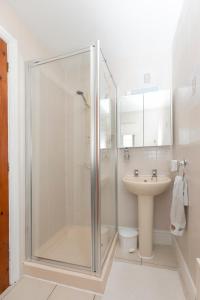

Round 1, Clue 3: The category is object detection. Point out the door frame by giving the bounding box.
[0,25,20,285]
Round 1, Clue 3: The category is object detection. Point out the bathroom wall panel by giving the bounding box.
[173,0,200,283]
[64,53,91,227]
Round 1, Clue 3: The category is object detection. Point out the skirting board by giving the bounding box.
[196,259,200,300]
[173,238,196,300]
[153,229,172,245]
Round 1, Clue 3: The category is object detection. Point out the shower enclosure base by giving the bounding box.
[34,226,92,267]
[33,225,115,267]
[23,233,118,293]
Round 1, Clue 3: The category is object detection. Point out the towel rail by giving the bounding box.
[177,160,188,177]
[178,160,187,167]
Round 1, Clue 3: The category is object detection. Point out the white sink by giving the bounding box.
[123,175,171,196]
[123,175,171,259]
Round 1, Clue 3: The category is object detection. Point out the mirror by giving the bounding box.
[119,93,143,147]
[118,89,172,148]
[144,90,171,146]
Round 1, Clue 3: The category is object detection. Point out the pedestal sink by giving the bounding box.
[123,175,171,258]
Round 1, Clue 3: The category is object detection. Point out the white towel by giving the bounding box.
[170,175,189,236]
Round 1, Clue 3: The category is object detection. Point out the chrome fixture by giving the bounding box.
[123,148,130,160]
[178,160,188,178]
[134,169,139,177]
[151,169,157,180]
[76,90,90,108]
[178,160,187,168]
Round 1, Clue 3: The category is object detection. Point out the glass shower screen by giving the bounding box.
[26,42,117,274]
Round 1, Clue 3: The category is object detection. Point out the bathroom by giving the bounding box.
[0,0,199,299]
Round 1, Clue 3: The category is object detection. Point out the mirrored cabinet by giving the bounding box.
[119,93,143,148]
[118,89,172,148]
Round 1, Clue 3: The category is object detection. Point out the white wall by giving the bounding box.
[7,0,183,96]
[173,0,200,285]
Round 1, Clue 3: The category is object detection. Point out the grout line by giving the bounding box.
[46,285,57,300]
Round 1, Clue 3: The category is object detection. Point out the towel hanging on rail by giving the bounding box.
[170,175,189,236]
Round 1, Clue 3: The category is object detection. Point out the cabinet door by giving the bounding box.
[144,90,172,146]
[119,94,143,148]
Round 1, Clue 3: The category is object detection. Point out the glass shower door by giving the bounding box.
[99,51,118,263]
[28,50,92,270]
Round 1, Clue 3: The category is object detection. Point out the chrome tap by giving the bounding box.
[151,169,157,180]
[123,148,130,160]
[134,169,139,177]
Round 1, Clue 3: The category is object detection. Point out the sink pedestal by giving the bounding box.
[138,195,154,258]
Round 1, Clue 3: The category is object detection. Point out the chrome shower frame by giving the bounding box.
[25,41,118,276]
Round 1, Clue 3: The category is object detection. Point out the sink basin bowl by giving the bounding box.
[123,175,171,196]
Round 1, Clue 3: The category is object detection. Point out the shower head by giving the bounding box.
[76,90,90,108]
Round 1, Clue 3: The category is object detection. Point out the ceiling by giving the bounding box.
[8,0,183,92]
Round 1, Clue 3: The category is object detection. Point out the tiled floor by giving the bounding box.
[1,263,185,300]
[115,245,141,264]
[0,245,184,300]
[100,261,185,300]
[0,277,96,300]
[1,277,55,300]
[115,243,177,269]
[142,245,177,269]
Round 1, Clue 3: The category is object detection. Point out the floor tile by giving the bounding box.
[102,261,185,300]
[2,277,55,300]
[115,243,141,264]
[48,285,95,300]
[116,243,177,269]
[142,245,177,269]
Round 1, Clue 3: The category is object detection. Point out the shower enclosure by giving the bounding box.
[26,41,117,275]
